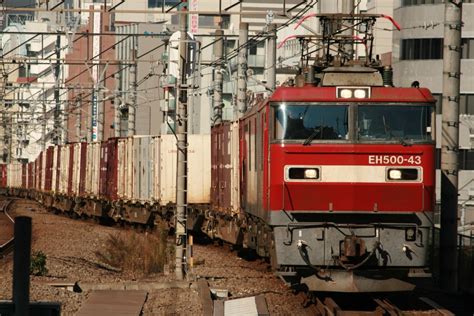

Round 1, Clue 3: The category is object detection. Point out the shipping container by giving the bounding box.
[211,122,240,215]
[52,146,59,193]
[117,138,128,200]
[132,136,157,203]
[22,163,27,188]
[72,143,87,196]
[27,162,34,189]
[117,136,158,202]
[36,152,43,191]
[44,146,54,192]
[67,144,74,195]
[58,145,69,194]
[85,142,101,197]
[7,162,22,188]
[0,165,6,188]
[160,134,211,205]
[100,138,119,200]
[152,137,161,201]
[117,137,135,200]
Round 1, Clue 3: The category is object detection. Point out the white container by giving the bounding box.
[159,134,211,205]
[7,162,22,188]
[132,136,158,203]
[58,145,70,194]
[85,142,101,197]
[71,143,82,195]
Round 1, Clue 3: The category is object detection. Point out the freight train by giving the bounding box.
[0,66,436,292]
[0,14,435,293]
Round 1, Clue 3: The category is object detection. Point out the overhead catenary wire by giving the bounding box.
[1,0,316,161]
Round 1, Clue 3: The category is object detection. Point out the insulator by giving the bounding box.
[382,65,393,87]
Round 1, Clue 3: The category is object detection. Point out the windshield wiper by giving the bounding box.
[303,127,321,146]
[396,137,412,147]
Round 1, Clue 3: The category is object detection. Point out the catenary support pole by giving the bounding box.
[237,22,248,117]
[175,0,188,281]
[127,60,137,136]
[440,0,463,293]
[213,29,224,125]
[53,33,61,144]
[267,24,277,92]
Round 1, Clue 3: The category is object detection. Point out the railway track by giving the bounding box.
[306,291,456,315]
[2,197,465,315]
[0,198,15,258]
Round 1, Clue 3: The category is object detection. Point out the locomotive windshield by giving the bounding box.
[273,104,349,141]
[272,103,433,143]
[358,105,432,142]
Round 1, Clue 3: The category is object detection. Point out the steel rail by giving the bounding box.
[0,199,16,259]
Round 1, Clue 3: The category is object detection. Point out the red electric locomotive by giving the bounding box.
[238,69,435,291]
[210,14,436,292]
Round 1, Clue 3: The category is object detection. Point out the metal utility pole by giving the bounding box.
[237,22,248,117]
[342,0,355,61]
[175,0,188,281]
[440,0,463,293]
[267,24,277,91]
[42,82,47,151]
[128,60,137,136]
[53,33,61,145]
[213,29,224,125]
[114,74,121,137]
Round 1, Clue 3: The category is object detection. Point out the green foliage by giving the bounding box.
[30,251,48,276]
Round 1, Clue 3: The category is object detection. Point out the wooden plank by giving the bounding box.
[76,290,147,316]
[197,279,214,316]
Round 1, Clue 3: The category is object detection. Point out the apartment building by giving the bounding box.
[0,20,67,162]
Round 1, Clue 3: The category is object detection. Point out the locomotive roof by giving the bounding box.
[269,86,435,103]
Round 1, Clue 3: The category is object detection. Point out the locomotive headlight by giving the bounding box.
[388,169,402,180]
[354,89,367,98]
[387,168,420,181]
[287,166,320,181]
[405,227,417,241]
[339,89,352,99]
[304,169,318,179]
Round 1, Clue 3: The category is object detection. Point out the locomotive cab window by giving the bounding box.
[273,103,349,142]
[357,105,433,143]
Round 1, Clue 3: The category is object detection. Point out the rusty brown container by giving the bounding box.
[55,145,61,192]
[211,122,233,214]
[100,138,119,201]
[27,162,34,189]
[79,142,87,196]
[37,152,43,191]
[21,163,27,188]
[0,164,7,188]
[44,146,54,192]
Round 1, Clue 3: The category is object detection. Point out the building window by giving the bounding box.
[401,38,443,60]
[462,39,474,59]
[198,15,230,29]
[402,0,444,6]
[148,0,180,8]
